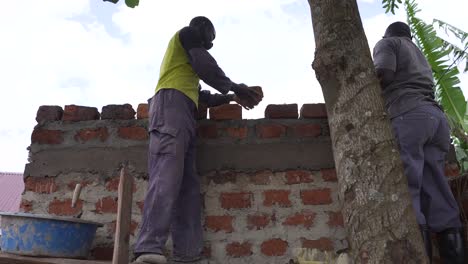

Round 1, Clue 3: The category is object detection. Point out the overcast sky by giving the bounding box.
[0,0,466,172]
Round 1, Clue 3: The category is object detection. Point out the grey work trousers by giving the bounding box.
[134,89,203,258]
[391,104,462,232]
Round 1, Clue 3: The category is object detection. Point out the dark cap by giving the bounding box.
[384,21,412,38]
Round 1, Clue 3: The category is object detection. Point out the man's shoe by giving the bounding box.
[436,227,465,264]
[135,253,168,264]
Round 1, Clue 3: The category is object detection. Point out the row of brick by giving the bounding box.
[31,126,149,145]
[215,189,334,209]
[207,169,337,185]
[207,237,335,257]
[31,121,326,145]
[89,236,335,260]
[198,122,324,139]
[203,210,343,233]
[35,103,327,123]
[23,188,335,216]
[22,170,337,196]
[21,196,343,234]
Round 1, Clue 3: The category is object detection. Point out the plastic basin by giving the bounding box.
[0,212,103,258]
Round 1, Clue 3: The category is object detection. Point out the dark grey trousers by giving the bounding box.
[391,104,462,232]
[134,89,203,258]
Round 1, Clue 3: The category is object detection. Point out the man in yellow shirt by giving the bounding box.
[133,16,262,264]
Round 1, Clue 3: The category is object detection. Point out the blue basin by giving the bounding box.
[0,212,103,258]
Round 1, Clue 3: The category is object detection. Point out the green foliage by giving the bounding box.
[404,0,467,131]
[406,0,468,172]
[433,19,468,73]
[381,0,403,14]
[125,0,139,8]
[102,0,139,8]
[453,130,468,172]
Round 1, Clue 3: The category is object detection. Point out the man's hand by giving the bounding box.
[231,84,263,110]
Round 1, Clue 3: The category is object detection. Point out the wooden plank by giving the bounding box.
[112,165,134,264]
[0,252,111,264]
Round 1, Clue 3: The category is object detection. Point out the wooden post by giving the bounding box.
[112,165,134,264]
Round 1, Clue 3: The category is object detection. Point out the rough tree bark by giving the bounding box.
[307,1,427,263]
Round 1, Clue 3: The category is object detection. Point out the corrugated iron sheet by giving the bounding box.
[0,172,24,212]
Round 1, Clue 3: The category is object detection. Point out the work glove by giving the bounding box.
[231,84,263,110]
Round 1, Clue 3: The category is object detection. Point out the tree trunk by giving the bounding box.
[307,1,427,263]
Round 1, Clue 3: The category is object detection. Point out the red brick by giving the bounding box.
[205,215,234,233]
[261,239,288,256]
[285,170,313,184]
[198,123,218,139]
[209,171,236,184]
[301,189,333,205]
[105,176,137,193]
[202,244,211,258]
[48,198,83,216]
[226,242,252,257]
[74,127,109,143]
[263,190,292,207]
[101,104,135,120]
[91,246,114,260]
[321,168,337,182]
[221,192,252,209]
[197,103,208,120]
[445,163,460,178]
[301,237,334,251]
[327,211,344,227]
[225,127,248,139]
[249,86,264,97]
[118,126,148,140]
[300,104,327,118]
[209,104,242,120]
[256,124,286,139]
[137,103,149,119]
[137,201,145,213]
[291,124,321,137]
[31,129,64,145]
[108,220,139,235]
[247,214,271,230]
[95,196,118,214]
[63,105,100,121]
[250,170,272,185]
[24,177,58,194]
[265,104,298,119]
[20,199,33,212]
[282,211,316,228]
[36,105,63,123]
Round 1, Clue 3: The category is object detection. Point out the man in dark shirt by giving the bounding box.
[373,22,465,263]
[133,17,262,264]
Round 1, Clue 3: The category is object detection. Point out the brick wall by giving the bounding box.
[23,102,345,263]
[21,103,467,262]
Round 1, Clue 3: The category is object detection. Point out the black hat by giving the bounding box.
[384,21,412,38]
[190,16,216,50]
